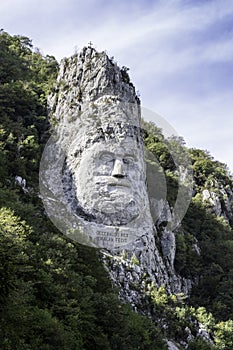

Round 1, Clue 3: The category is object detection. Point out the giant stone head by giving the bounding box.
[40,47,161,249]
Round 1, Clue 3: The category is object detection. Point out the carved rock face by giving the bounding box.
[40,47,193,298]
[65,137,148,226]
[42,47,164,248]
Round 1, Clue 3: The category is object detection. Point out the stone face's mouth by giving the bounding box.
[96,178,131,188]
[108,182,130,188]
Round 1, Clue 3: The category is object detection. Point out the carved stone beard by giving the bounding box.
[63,138,148,226]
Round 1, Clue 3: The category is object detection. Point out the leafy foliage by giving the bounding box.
[2,30,233,349]
[0,30,167,350]
[143,120,233,348]
[0,30,58,185]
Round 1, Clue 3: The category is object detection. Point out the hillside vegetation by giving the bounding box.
[1,30,233,349]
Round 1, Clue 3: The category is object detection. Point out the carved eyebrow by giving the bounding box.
[98,151,137,159]
[124,154,136,158]
[98,151,114,157]
[122,154,138,162]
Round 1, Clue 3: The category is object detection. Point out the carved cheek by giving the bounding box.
[75,159,94,187]
[94,163,112,176]
[127,164,143,181]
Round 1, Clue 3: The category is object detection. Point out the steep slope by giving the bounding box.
[47,45,192,298]
[0,30,168,350]
[1,31,233,349]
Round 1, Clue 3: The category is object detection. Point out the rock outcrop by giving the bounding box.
[202,186,233,223]
[42,45,193,312]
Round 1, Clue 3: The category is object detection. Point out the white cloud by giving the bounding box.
[1,0,233,171]
[144,90,233,171]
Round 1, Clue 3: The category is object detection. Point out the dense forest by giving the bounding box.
[1,30,233,349]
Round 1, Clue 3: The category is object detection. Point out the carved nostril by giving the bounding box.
[113,173,124,179]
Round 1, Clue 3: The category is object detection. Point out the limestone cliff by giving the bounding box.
[43,45,233,348]
[45,45,192,312]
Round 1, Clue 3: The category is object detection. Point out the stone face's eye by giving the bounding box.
[123,157,134,165]
[100,153,114,163]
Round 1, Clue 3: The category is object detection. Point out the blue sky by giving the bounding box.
[1,0,233,172]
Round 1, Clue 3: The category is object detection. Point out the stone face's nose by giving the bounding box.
[112,159,125,178]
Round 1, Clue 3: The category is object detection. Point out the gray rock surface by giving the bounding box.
[41,46,192,312]
[167,341,181,350]
[202,185,233,223]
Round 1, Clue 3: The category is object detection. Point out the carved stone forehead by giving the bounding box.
[64,96,143,157]
[88,138,142,155]
[69,134,144,162]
